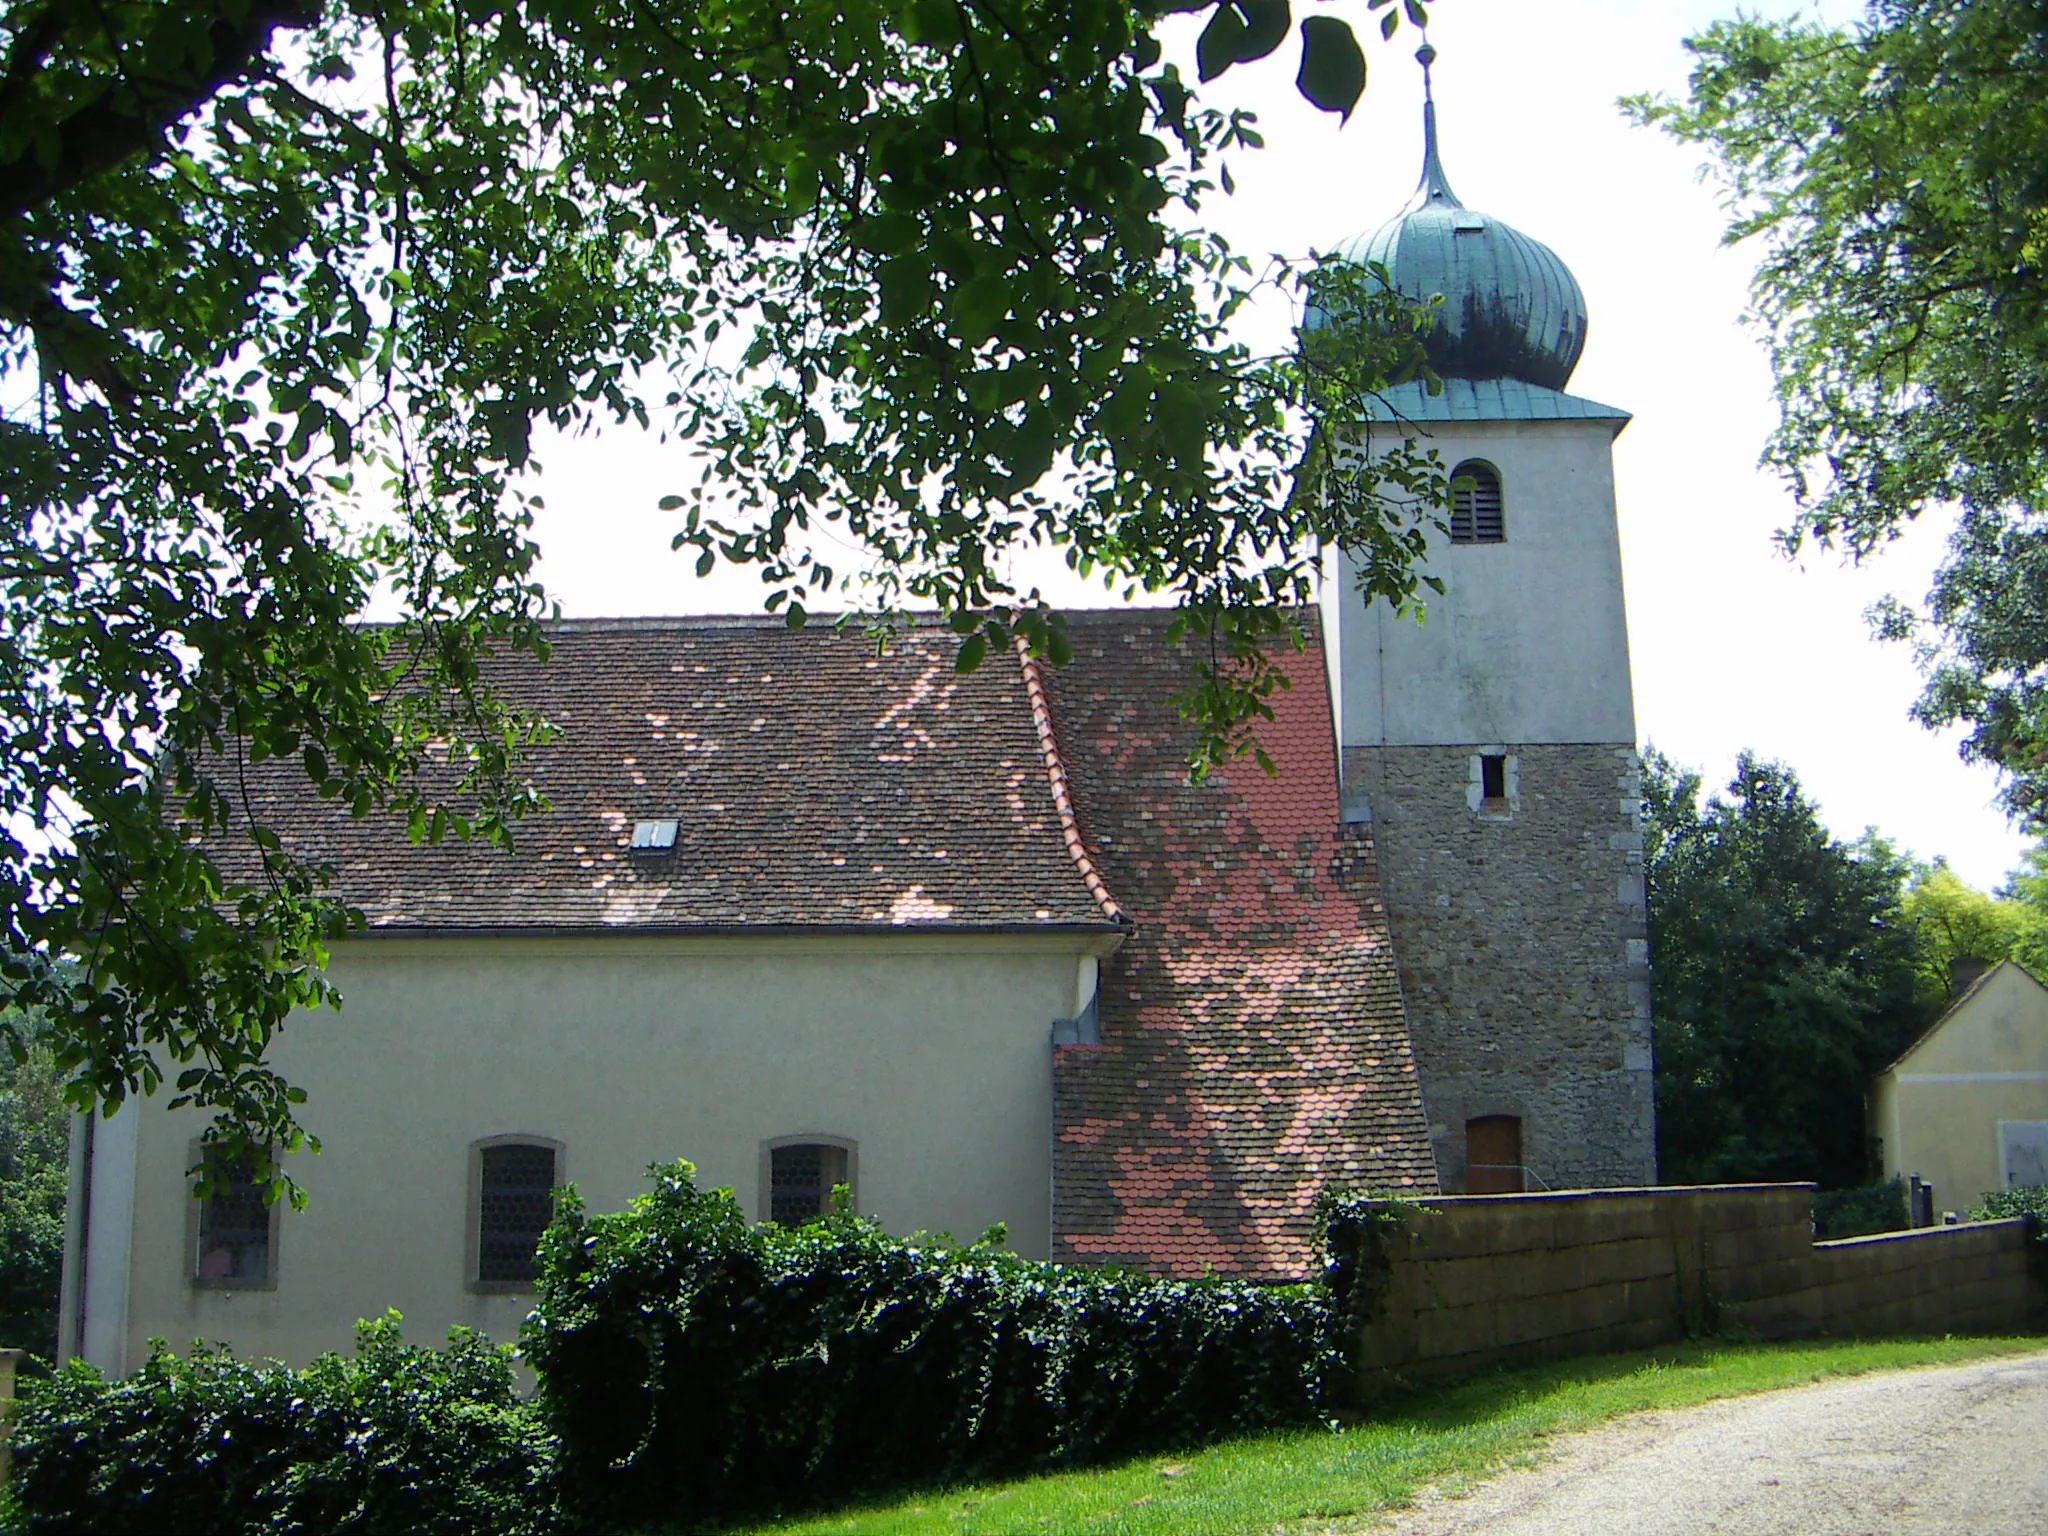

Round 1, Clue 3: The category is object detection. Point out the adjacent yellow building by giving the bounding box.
[1872,961,2048,1214]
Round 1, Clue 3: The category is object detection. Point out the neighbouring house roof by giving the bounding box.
[1043,612,1438,1282]
[206,617,1121,933]
[1879,958,2047,1077]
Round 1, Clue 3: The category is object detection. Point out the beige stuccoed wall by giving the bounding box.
[107,930,1107,1369]
[1874,963,2048,1212]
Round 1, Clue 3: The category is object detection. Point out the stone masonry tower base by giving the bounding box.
[1345,744,1654,1190]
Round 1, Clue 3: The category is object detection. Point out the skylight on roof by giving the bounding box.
[631,818,679,850]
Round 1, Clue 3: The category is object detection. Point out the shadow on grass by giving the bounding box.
[661,1333,2048,1536]
[1369,1331,2048,1431]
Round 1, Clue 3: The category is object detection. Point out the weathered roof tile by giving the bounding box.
[1044,612,1438,1282]
[207,618,1116,932]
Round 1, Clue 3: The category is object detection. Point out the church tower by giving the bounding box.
[1317,45,1656,1192]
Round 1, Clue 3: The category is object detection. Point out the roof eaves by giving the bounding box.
[1014,637,1130,928]
[352,919,1125,940]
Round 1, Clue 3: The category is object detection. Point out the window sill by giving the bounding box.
[191,1278,277,1293]
[467,1280,538,1296]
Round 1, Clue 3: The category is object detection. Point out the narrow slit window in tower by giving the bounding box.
[1480,753,1508,803]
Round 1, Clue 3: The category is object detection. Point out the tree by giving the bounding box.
[0,0,1446,1185]
[0,1021,68,1360]
[1626,3,2048,822]
[1991,838,2048,980]
[1644,750,1925,1189]
[1899,858,2041,1007]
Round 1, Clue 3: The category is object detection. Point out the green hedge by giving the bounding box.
[4,1315,554,1536]
[1812,1178,1910,1239]
[1968,1184,2048,1287]
[1317,1193,1415,1331]
[1966,1183,2048,1226]
[524,1162,1337,1527]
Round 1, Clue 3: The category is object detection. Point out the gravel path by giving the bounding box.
[1370,1350,2048,1536]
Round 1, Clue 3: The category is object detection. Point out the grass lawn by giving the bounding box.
[724,1334,2048,1536]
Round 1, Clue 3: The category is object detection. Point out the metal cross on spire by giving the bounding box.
[1415,36,1461,207]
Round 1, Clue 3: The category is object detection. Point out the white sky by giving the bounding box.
[513,0,2029,891]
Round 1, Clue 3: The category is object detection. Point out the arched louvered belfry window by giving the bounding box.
[1449,460,1505,544]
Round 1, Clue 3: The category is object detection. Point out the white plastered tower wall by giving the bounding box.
[1313,39,1656,1192]
[1324,416,1636,749]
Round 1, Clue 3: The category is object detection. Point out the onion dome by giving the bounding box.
[1316,43,1588,392]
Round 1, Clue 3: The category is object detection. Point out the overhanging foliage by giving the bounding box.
[1627,1,2048,823]
[0,0,1446,1177]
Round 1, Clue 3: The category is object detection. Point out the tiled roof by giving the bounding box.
[1044,612,1439,1282]
[206,618,1119,932]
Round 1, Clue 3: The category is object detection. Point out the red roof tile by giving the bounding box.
[1043,612,1438,1281]
[205,618,1119,932]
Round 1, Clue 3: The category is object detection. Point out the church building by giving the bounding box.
[60,52,1654,1371]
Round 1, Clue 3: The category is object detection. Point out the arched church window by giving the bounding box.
[763,1136,856,1227]
[470,1135,563,1289]
[1449,460,1504,544]
[191,1143,279,1290]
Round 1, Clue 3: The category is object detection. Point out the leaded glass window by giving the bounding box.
[769,1142,850,1227]
[477,1142,557,1285]
[195,1151,272,1287]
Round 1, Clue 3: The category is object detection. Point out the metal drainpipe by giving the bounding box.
[68,1110,95,1360]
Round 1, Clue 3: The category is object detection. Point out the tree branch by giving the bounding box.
[0,0,321,224]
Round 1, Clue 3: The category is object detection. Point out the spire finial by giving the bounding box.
[1415,35,1460,206]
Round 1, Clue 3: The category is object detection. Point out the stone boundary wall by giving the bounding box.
[1350,1185,2043,1392]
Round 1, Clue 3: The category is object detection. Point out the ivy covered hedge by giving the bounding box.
[1813,1178,1911,1240]
[4,1316,554,1536]
[1969,1185,2048,1287]
[526,1162,1338,1527]
[1967,1183,2048,1227]
[1316,1192,1414,1331]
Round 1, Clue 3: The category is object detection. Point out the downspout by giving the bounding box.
[57,1111,92,1362]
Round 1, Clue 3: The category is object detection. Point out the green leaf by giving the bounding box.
[1235,0,1292,64]
[1297,18,1367,122]
[853,211,923,257]
[877,256,933,325]
[955,633,988,674]
[1198,0,1291,81]
[1197,2,1246,79]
